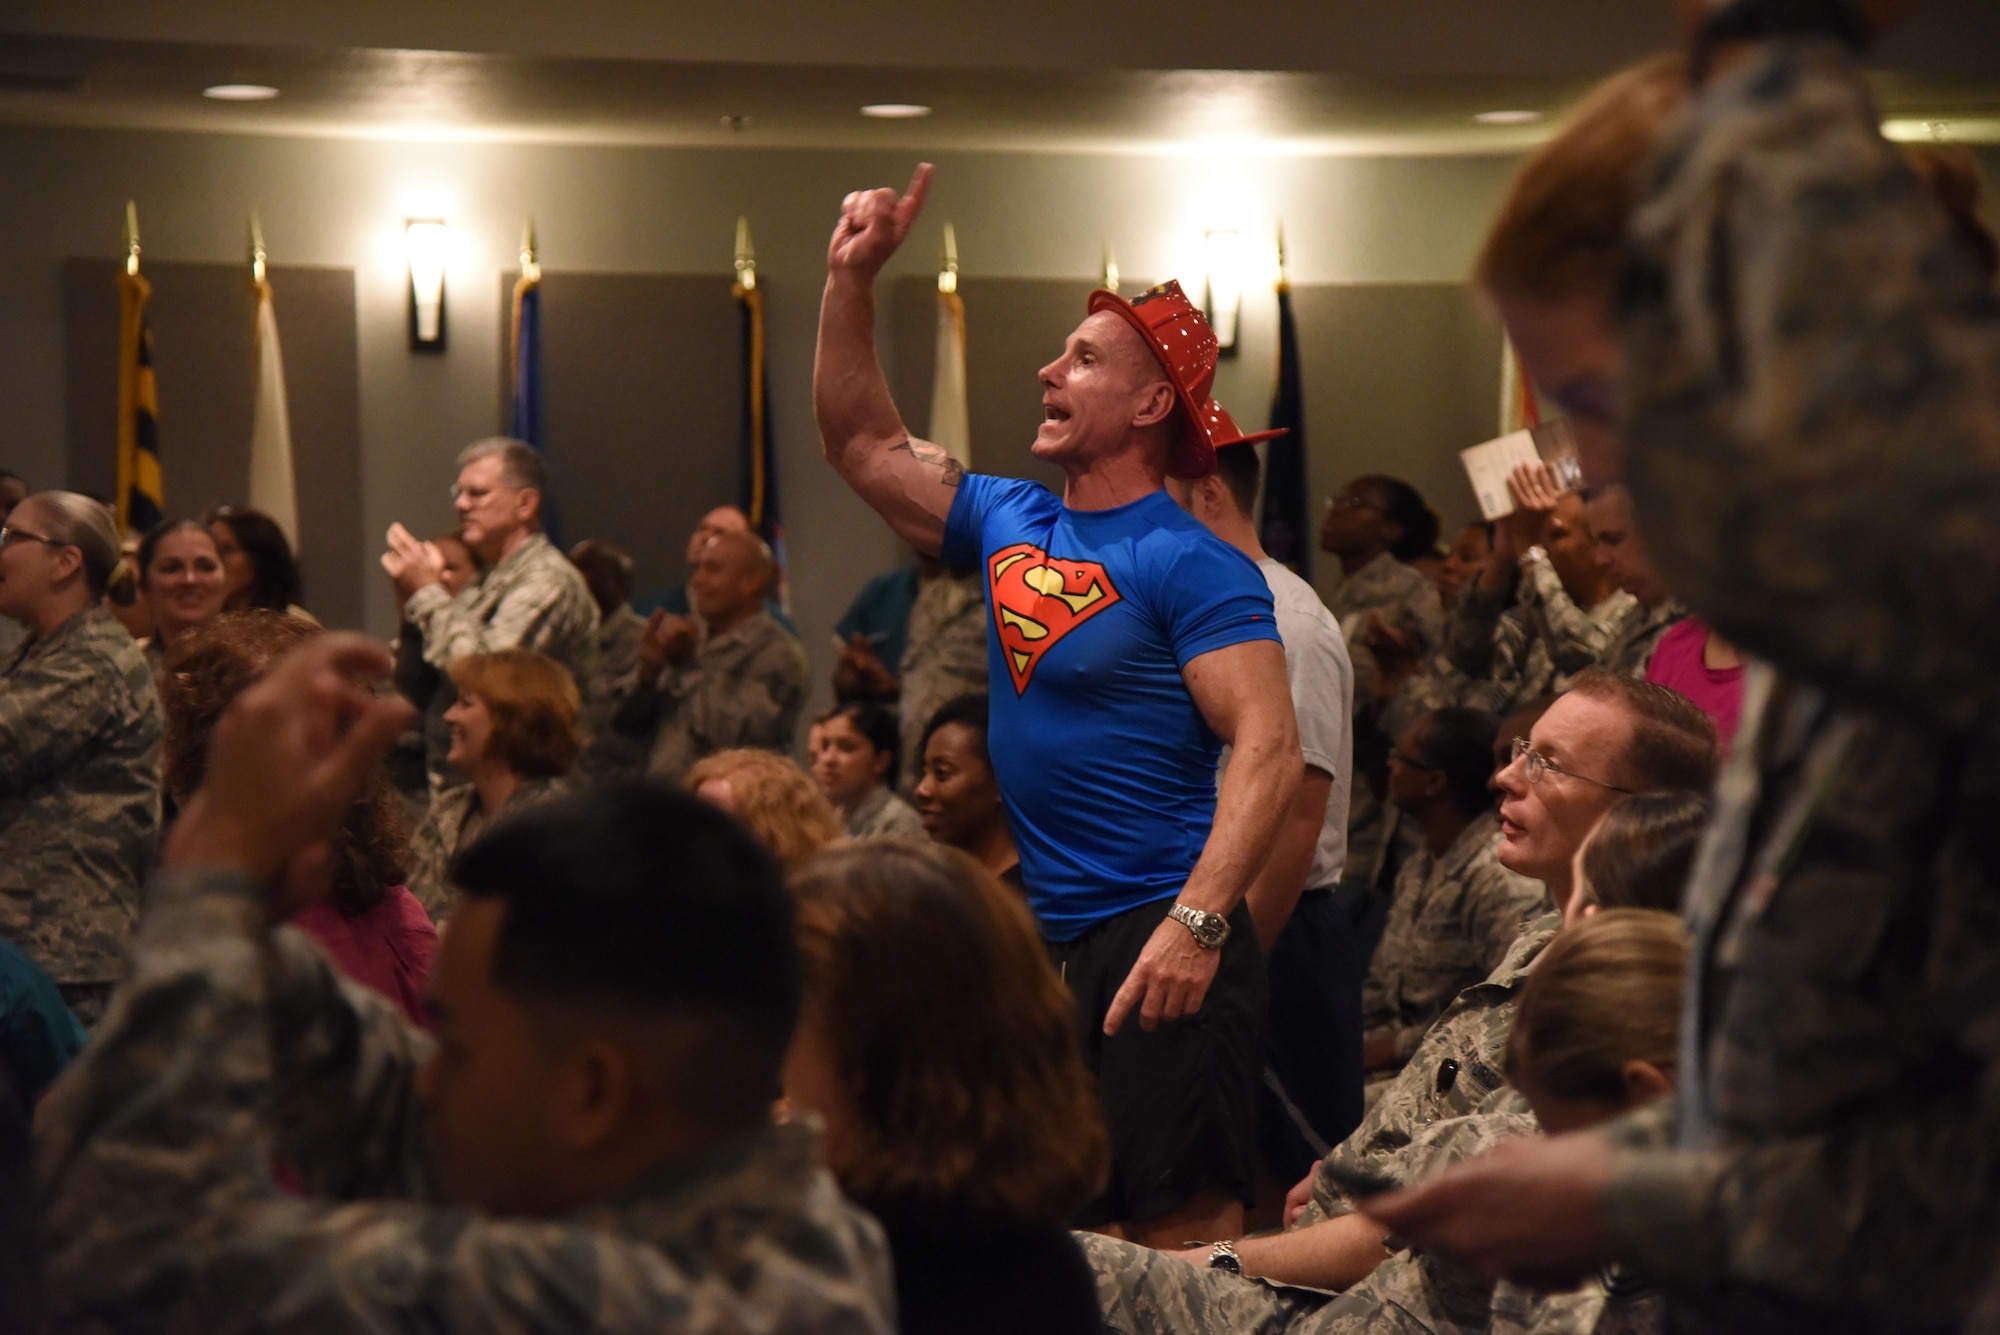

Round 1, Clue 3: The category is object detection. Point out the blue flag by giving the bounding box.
[509,272,562,545]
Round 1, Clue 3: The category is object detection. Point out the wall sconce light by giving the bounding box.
[405,218,449,352]
[1203,229,1243,357]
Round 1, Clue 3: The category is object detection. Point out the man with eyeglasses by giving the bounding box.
[1080,671,1718,1331]
[381,438,598,790]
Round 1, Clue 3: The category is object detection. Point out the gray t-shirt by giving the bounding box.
[1217,559,1354,891]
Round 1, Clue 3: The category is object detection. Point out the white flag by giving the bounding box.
[249,281,299,546]
[929,288,970,467]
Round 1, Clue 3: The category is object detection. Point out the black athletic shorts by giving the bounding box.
[1047,895,1264,1227]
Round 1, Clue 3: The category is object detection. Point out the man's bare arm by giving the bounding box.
[1244,766,1333,952]
[1105,638,1302,1034]
[813,163,960,555]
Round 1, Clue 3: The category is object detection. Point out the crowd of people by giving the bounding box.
[2,2,1999,1330]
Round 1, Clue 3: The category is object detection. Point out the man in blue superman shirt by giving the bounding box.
[815,163,1304,1247]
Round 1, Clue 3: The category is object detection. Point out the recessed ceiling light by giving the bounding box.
[861,103,932,119]
[1474,109,1540,125]
[203,84,279,101]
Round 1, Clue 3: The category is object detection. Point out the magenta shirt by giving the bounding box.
[1646,617,1745,753]
[292,886,439,1029]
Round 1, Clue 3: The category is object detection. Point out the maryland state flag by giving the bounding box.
[115,265,162,538]
[1258,272,1310,578]
[735,240,787,610]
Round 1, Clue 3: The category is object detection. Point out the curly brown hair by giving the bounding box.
[684,748,843,870]
[445,649,582,778]
[789,840,1109,1224]
[160,611,410,916]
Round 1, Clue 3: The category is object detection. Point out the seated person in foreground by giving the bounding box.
[809,700,924,839]
[33,633,895,1332]
[687,747,845,871]
[786,840,1109,1335]
[163,611,437,1025]
[409,648,579,920]
[1085,907,1688,1335]
[1088,676,1718,1305]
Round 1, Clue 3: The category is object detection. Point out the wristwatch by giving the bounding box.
[1207,1240,1243,1274]
[1167,902,1231,950]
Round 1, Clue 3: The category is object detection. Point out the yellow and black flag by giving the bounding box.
[116,203,162,537]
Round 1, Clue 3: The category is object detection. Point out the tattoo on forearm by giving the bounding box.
[890,437,965,488]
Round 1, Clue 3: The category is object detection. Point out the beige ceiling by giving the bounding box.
[1,2,1997,154]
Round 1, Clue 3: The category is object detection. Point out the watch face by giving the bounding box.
[1194,914,1228,947]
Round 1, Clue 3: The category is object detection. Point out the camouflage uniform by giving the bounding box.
[894,568,986,795]
[612,609,809,785]
[34,864,898,1333]
[1597,600,1688,679]
[1328,551,1446,714]
[404,532,601,787]
[1452,553,1637,716]
[408,775,568,921]
[1307,913,1560,1227]
[0,604,160,990]
[1082,1107,1539,1335]
[1362,810,1552,1068]
[1597,37,2000,1332]
[1492,1274,1666,1335]
[585,603,648,734]
[846,785,925,840]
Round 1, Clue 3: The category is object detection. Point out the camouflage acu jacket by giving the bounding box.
[895,569,986,796]
[1329,552,1446,712]
[1452,554,1637,715]
[1595,35,2000,1333]
[1363,811,1553,1065]
[408,775,568,921]
[0,605,161,985]
[406,533,600,691]
[1082,1108,1540,1335]
[1597,600,1687,680]
[1310,912,1560,1226]
[35,866,897,1333]
[614,609,809,784]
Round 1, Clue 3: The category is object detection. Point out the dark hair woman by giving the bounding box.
[206,505,305,616]
[809,700,923,840]
[912,694,1020,893]
[786,840,1109,1335]
[136,519,228,677]
[161,611,436,1025]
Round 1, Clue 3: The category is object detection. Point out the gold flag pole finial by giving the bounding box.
[938,222,959,296]
[123,200,141,277]
[1100,243,1120,295]
[1275,221,1287,288]
[249,210,267,285]
[734,216,757,292]
[519,218,540,282]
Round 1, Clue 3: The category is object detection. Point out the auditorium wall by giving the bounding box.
[0,121,1598,712]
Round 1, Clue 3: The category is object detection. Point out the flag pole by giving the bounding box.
[249,210,267,285]
[734,215,757,292]
[123,200,140,277]
[1100,243,1120,294]
[938,222,958,295]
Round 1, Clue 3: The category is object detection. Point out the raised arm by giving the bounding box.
[813,163,961,555]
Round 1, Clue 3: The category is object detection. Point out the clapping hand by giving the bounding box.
[639,609,699,675]
[834,634,899,701]
[828,163,934,283]
[381,523,446,602]
[164,634,413,900]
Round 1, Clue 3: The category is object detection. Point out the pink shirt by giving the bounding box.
[292,886,439,1028]
[1646,617,1745,753]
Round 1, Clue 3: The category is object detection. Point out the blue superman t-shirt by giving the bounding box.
[941,475,1280,941]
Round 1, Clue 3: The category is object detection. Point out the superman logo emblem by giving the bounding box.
[986,542,1123,694]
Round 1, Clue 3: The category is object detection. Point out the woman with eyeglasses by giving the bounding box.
[135,519,229,679]
[0,492,162,1026]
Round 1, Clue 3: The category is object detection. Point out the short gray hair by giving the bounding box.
[456,438,548,514]
[27,491,120,596]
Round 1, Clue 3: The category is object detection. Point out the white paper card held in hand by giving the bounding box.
[1460,420,1583,520]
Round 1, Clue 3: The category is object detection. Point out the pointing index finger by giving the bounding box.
[898,162,935,227]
